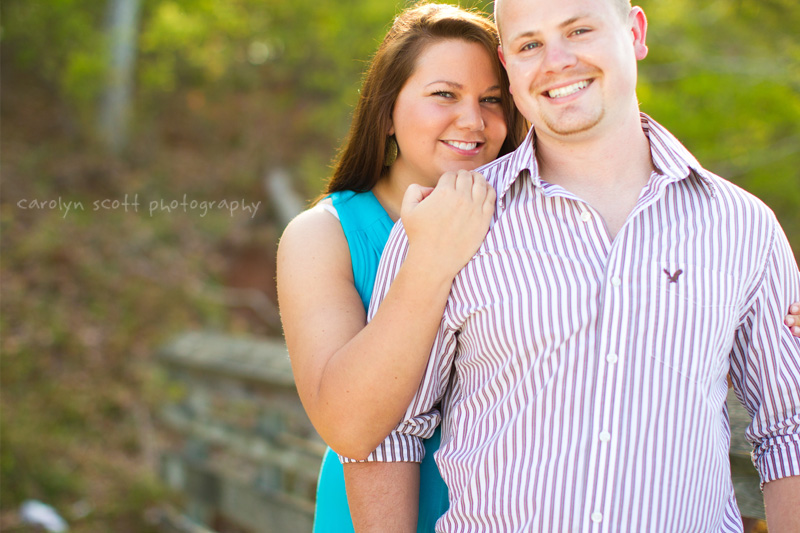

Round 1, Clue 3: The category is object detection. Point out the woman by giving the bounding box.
[277,4,525,531]
[277,3,800,531]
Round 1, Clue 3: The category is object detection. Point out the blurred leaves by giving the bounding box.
[638,0,800,255]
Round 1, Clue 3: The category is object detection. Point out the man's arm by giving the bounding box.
[763,476,800,532]
[729,216,800,530]
[344,462,420,533]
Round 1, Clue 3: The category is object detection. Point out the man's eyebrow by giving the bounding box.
[508,30,539,45]
[560,14,591,28]
[507,14,592,44]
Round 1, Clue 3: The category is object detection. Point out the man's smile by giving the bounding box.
[545,79,592,99]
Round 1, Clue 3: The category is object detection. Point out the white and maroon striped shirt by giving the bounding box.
[345,115,800,532]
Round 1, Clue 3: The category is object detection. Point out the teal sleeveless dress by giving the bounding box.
[312,190,449,532]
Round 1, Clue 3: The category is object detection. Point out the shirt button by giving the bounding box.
[606,353,618,364]
[580,211,591,222]
[611,276,622,287]
[591,512,603,523]
[599,431,611,442]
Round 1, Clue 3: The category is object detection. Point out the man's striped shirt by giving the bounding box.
[346,115,800,532]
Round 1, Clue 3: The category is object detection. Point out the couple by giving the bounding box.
[278,0,800,531]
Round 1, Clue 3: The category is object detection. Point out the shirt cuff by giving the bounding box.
[339,433,424,464]
[753,434,800,487]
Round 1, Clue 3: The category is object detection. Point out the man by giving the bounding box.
[342,0,800,530]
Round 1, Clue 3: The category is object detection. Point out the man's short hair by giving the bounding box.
[494,0,633,38]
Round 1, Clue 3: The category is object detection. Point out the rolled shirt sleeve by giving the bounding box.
[338,221,459,464]
[729,213,800,486]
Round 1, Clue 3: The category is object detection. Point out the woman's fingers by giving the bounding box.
[785,302,800,337]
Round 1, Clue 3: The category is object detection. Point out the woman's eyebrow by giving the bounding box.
[426,81,463,89]
[425,81,502,92]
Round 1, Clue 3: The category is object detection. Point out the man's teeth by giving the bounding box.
[547,80,590,98]
[445,141,479,150]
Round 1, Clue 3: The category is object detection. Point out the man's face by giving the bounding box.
[497,0,647,143]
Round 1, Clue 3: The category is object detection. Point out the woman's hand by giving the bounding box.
[401,169,496,279]
[787,302,800,337]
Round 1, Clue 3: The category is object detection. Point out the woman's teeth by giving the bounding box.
[445,141,479,150]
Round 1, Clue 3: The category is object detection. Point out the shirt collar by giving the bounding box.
[495,112,717,203]
[640,113,717,196]
[494,125,539,204]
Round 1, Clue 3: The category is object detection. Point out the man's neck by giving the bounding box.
[534,114,656,239]
[536,114,652,188]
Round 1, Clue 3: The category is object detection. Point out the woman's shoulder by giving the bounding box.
[277,201,355,302]
[281,202,341,245]
[278,202,350,268]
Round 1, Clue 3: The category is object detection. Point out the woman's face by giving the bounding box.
[389,39,508,188]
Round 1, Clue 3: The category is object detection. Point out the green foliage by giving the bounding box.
[638,0,800,255]
[0,134,244,528]
[2,0,107,128]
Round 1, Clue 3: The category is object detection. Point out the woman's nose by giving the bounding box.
[456,101,485,131]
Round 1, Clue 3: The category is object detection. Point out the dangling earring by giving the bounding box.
[384,135,398,167]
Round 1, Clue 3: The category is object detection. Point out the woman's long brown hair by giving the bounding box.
[325,2,526,195]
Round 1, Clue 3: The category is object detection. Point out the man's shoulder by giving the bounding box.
[698,170,777,223]
[645,113,777,224]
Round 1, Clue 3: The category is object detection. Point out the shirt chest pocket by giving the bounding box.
[639,262,741,384]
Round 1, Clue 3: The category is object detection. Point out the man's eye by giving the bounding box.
[572,28,591,36]
[521,42,540,51]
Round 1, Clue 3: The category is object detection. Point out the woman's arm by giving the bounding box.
[344,462,419,533]
[277,170,495,459]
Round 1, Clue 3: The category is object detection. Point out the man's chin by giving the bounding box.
[539,109,605,138]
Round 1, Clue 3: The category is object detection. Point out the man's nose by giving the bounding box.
[542,39,578,72]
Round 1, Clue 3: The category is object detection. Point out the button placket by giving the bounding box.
[590,248,627,530]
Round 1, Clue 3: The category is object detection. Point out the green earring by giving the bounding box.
[384,136,398,167]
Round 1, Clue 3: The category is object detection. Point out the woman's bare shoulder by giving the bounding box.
[281,203,338,243]
[278,203,349,273]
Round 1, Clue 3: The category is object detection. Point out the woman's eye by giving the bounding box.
[432,91,455,98]
[572,28,591,36]
[482,96,502,104]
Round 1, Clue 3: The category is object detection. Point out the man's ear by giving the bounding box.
[497,45,513,94]
[630,7,648,60]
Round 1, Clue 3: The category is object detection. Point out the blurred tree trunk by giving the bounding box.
[97,0,141,153]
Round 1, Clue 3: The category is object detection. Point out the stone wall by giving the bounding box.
[156,331,766,532]
[157,331,323,533]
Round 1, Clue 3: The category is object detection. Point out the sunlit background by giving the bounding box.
[1,0,798,531]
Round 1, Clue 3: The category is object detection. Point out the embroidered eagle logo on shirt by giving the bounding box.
[663,269,683,284]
